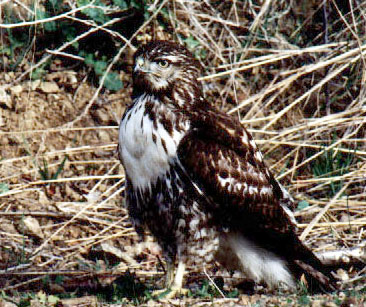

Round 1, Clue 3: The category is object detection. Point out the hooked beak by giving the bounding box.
[134,59,161,78]
[134,57,149,73]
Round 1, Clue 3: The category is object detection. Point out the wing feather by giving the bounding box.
[177,108,339,292]
[177,108,294,234]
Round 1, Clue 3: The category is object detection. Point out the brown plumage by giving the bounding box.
[118,40,337,295]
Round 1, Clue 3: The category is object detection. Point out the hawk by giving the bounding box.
[118,40,337,296]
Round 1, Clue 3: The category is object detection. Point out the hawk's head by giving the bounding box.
[132,40,202,95]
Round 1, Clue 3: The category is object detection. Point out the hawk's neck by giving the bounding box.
[132,78,205,112]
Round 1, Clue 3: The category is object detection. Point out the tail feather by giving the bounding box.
[220,231,339,292]
[293,259,338,292]
[289,236,338,292]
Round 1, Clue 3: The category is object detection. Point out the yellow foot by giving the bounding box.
[152,287,189,299]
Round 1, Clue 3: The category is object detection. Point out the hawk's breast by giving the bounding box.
[118,94,190,191]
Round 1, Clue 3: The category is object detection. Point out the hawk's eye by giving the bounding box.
[157,60,169,68]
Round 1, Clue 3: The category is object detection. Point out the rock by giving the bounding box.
[0,221,18,234]
[100,242,126,261]
[0,87,12,108]
[311,300,323,307]
[9,85,23,96]
[24,79,41,91]
[0,110,4,126]
[336,268,349,281]
[39,81,60,93]
[100,242,137,266]
[23,216,44,239]
[60,296,98,307]
[0,298,17,307]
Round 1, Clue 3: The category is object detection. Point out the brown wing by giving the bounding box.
[177,108,337,291]
[177,108,294,234]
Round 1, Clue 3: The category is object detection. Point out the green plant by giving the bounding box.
[0,183,9,194]
[96,273,148,305]
[38,155,68,181]
[311,146,355,196]
[297,294,311,305]
[182,35,207,60]
[296,200,310,211]
[226,288,239,298]
[35,291,60,306]
[82,52,123,91]
[1,8,32,70]
[188,279,223,299]
[77,0,111,24]
[16,293,35,307]
[30,61,51,80]
[296,281,311,305]
[2,0,151,91]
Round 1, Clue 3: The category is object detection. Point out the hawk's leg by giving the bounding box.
[163,260,175,289]
[152,261,189,298]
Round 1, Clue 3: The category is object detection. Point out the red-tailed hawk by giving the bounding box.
[118,40,337,296]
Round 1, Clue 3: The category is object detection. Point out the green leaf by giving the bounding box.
[46,0,63,12]
[35,8,47,21]
[297,294,311,305]
[38,159,50,181]
[0,46,11,56]
[49,0,59,7]
[34,9,57,31]
[51,155,68,180]
[0,183,9,194]
[184,35,200,49]
[226,288,239,298]
[93,59,108,76]
[183,35,207,59]
[296,200,310,211]
[55,275,64,284]
[63,26,78,48]
[31,61,50,80]
[101,72,123,91]
[83,52,95,65]
[113,0,128,9]
[47,295,60,304]
[37,291,47,304]
[44,20,57,32]
[77,0,110,24]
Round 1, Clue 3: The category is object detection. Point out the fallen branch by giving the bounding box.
[317,245,366,266]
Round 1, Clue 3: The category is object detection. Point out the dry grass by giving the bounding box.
[0,0,365,305]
